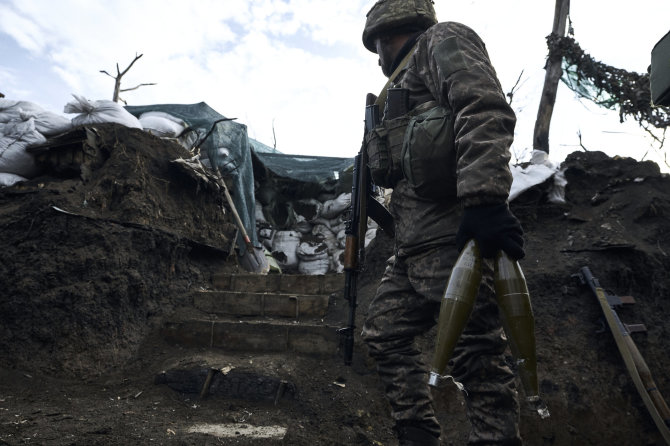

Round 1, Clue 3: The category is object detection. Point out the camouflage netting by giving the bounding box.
[547,34,670,130]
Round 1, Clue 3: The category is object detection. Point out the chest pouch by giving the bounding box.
[400,105,457,199]
[365,114,411,188]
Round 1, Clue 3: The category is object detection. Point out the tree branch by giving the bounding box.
[120,53,143,77]
[506,70,525,105]
[120,83,157,93]
[576,130,589,151]
[101,53,153,103]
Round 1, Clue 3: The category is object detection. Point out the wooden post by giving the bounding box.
[533,0,570,153]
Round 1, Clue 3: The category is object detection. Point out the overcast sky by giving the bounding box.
[1,0,668,169]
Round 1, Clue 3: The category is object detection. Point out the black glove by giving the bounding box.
[455,203,525,260]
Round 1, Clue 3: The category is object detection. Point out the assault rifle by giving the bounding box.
[340,93,394,366]
[574,266,670,443]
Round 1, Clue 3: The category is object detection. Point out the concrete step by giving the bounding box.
[211,273,343,295]
[161,318,340,357]
[193,290,330,319]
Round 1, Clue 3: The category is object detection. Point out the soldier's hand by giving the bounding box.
[455,203,525,260]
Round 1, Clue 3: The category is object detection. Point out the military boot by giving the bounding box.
[397,426,440,446]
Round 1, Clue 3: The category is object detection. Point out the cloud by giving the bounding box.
[1,0,668,166]
[0,4,48,54]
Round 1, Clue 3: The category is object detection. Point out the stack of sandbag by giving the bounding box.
[256,192,358,275]
[63,94,143,129]
[0,99,73,186]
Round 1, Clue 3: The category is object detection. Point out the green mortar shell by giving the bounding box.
[494,252,539,398]
[430,240,481,377]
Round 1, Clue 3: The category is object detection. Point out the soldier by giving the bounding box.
[359,1,525,445]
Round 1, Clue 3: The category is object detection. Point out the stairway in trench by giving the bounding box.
[150,272,388,444]
[162,273,344,356]
[155,272,346,410]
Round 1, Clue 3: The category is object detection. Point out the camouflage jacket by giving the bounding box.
[385,21,516,255]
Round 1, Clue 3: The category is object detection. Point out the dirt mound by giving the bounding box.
[0,124,238,376]
[0,126,669,446]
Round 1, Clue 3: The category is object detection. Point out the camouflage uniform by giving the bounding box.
[361,21,522,445]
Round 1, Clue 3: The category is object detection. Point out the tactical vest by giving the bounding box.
[364,47,457,199]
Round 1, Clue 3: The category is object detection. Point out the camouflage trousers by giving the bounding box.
[361,245,522,445]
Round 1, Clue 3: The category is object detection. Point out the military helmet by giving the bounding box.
[362,0,438,53]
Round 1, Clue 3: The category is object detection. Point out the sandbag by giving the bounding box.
[257,224,275,250]
[0,172,27,187]
[255,201,267,223]
[271,230,300,270]
[321,193,351,219]
[293,213,313,234]
[63,94,142,129]
[298,257,330,275]
[138,111,186,138]
[0,118,45,177]
[293,199,322,222]
[296,238,329,261]
[336,229,346,249]
[312,224,337,254]
[330,249,345,274]
[0,99,71,136]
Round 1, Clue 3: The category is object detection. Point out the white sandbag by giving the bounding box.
[0,172,27,187]
[271,230,300,270]
[313,213,346,234]
[298,257,330,275]
[139,111,186,138]
[255,201,266,223]
[1,118,47,147]
[32,111,72,137]
[312,224,337,254]
[0,119,46,177]
[258,226,275,250]
[1,99,72,136]
[548,169,568,204]
[0,99,30,122]
[0,139,40,177]
[330,249,344,274]
[509,152,558,201]
[329,216,347,235]
[321,192,351,219]
[20,108,72,137]
[0,99,20,111]
[294,199,322,222]
[63,94,142,129]
[296,238,329,260]
[336,229,346,249]
[293,213,313,234]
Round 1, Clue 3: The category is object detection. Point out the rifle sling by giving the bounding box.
[375,43,418,109]
[368,197,395,238]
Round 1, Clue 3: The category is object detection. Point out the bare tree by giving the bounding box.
[506,70,525,106]
[100,53,156,104]
[533,0,570,153]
